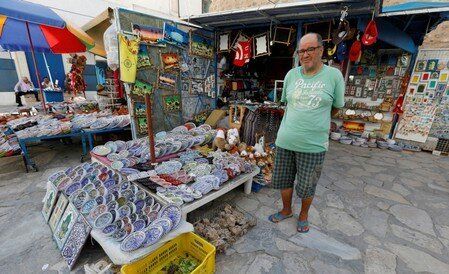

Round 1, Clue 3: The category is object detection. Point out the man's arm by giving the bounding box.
[14,82,20,92]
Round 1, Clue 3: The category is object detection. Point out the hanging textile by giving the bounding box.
[119,34,140,83]
[233,40,251,67]
[241,107,284,146]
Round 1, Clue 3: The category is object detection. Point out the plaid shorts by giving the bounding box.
[272,146,325,198]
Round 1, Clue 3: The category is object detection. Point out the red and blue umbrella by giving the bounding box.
[0,0,95,110]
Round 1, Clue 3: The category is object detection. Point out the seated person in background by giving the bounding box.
[14,77,40,107]
[41,77,53,89]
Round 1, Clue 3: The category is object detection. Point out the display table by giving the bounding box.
[92,154,260,221]
[83,127,131,150]
[18,132,87,172]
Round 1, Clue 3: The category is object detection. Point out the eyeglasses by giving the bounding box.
[297,46,322,56]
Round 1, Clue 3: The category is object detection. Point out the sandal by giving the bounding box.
[268,212,293,223]
[297,220,310,233]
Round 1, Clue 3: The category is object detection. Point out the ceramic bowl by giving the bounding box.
[102,223,118,236]
[94,212,113,229]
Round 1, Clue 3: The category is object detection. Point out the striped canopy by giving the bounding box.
[0,0,94,53]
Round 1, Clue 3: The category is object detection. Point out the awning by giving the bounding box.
[357,18,417,53]
[183,0,375,29]
[82,8,113,57]
[380,0,449,16]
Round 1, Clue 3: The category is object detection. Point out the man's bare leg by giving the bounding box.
[279,188,294,215]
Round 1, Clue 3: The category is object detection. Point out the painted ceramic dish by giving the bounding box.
[152,217,172,235]
[89,204,108,221]
[142,225,164,247]
[112,228,128,242]
[132,219,146,232]
[158,204,181,230]
[120,231,146,252]
[94,212,113,229]
[92,145,111,156]
[102,223,118,236]
[81,199,97,215]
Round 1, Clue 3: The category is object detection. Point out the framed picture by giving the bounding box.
[180,79,190,95]
[163,22,189,47]
[132,24,163,44]
[355,87,362,97]
[253,32,270,58]
[137,45,152,70]
[132,80,154,96]
[428,80,437,90]
[436,83,446,93]
[134,102,146,117]
[158,72,177,90]
[426,59,438,71]
[410,74,420,84]
[273,26,294,45]
[415,60,426,72]
[354,78,362,85]
[162,94,182,112]
[205,74,215,97]
[430,71,440,80]
[400,67,407,77]
[408,86,416,95]
[137,117,147,134]
[61,215,91,270]
[42,181,58,222]
[48,194,69,232]
[417,83,426,93]
[439,72,448,82]
[54,203,79,250]
[421,72,430,82]
[218,32,231,52]
[190,31,214,59]
[350,86,356,96]
[190,78,205,95]
[160,52,180,70]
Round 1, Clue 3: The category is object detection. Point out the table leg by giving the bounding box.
[19,140,37,172]
[244,178,253,194]
[81,134,87,162]
[181,211,188,221]
[88,133,94,151]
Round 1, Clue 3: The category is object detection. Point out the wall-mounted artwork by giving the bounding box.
[439,72,448,82]
[158,72,177,90]
[426,59,438,71]
[137,117,147,134]
[218,32,231,52]
[417,83,426,93]
[160,52,180,70]
[162,94,182,112]
[61,215,91,270]
[253,32,270,58]
[137,45,151,70]
[163,22,189,47]
[190,32,214,59]
[132,24,163,44]
[134,102,146,117]
[421,72,430,81]
[132,80,154,96]
[273,26,294,46]
[428,80,437,90]
[415,60,426,72]
[190,79,205,95]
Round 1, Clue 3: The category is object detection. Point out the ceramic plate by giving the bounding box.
[152,217,172,235]
[142,225,164,247]
[102,223,118,236]
[158,204,181,230]
[94,212,113,229]
[132,219,146,232]
[120,231,146,252]
[92,145,111,156]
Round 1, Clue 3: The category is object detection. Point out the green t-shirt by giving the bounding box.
[275,65,345,153]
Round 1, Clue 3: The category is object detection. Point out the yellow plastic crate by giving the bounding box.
[121,232,216,274]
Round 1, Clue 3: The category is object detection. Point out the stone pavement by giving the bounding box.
[1,141,449,273]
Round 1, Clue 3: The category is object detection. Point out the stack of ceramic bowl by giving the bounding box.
[352,137,367,147]
[156,185,202,205]
[377,140,389,149]
[330,132,341,141]
[367,138,378,148]
[15,118,72,139]
[339,136,353,145]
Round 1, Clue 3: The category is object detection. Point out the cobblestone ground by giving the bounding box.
[1,141,449,273]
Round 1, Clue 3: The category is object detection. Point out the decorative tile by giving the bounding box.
[42,181,58,222]
[49,194,69,232]
[54,202,79,250]
[61,215,91,270]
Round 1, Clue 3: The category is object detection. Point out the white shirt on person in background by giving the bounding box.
[14,80,34,93]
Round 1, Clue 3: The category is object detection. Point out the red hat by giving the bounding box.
[349,40,362,62]
[362,20,378,46]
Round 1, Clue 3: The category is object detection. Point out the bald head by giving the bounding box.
[299,33,323,47]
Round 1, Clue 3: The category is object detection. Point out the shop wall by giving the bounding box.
[0,52,20,105]
[202,0,296,13]
[117,9,215,137]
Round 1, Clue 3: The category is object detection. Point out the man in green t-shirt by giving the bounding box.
[268,33,345,233]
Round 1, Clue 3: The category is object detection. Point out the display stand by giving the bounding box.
[83,127,131,150]
[19,132,87,172]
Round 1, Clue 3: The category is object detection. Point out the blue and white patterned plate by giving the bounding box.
[81,199,97,215]
[132,219,146,232]
[102,223,118,236]
[120,231,146,252]
[158,204,181,230]
[142,225,164,247]
[94,212,113,229]
[152,217,172,235]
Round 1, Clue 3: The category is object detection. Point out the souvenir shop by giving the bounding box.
[39,7,261,272]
